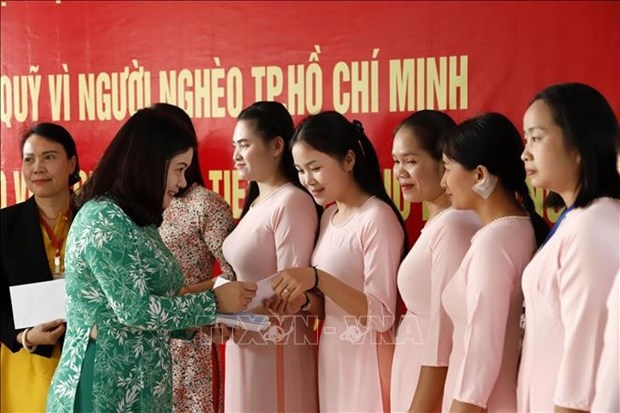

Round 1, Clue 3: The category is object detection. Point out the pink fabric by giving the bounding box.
[390,208,479,412]
[160,184,235,413]
[518,198,620,412]
[592,272,619,413]
[222,183,319,413]
[314,197,404,413]
[442,216,536,411]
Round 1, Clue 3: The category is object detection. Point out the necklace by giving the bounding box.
[37,205,71,275]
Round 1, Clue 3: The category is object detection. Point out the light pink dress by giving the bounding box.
[518,198,620,412]
[314,197,404,413]
[390,208,480,412]
[222,183,319,413]
[592,271,619,413]
[442,216,536,411]
[160,184,235,413]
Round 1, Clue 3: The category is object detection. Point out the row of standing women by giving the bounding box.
[0,81,618,412]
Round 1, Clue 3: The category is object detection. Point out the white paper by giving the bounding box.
[9,278,66,329]
[212,274,278,311]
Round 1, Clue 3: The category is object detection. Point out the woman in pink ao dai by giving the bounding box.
[389,110,480,413]
[518,83,620,412]
[439,113,549,412]
[271,112,408,412]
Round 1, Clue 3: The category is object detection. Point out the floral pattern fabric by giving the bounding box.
[160,184,235,413]
[47,197,217,413]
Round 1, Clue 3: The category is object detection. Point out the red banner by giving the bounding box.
[2,0,619,238]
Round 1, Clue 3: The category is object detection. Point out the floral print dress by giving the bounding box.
[160,184,235,413]
[47,197,218,412]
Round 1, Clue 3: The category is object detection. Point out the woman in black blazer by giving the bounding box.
[0,122,81,412]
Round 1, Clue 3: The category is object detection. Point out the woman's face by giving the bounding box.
[163,148,193,209]
[522,99,581,195]
[292,141,354,206]
[392,127,444,203]
[21,134,76,199]
[232,120,281,182]
[440,155,477,210]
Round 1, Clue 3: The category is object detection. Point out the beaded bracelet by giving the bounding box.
[20,328,37,353]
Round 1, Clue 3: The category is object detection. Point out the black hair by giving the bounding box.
[150,103,204,197]
[237,101,311,219]
[532,83,620,208]
[20,122,81,186]
[292,111,408,254]
[444,112,549,246]
[394,110,456,160]
[77,108,195,227]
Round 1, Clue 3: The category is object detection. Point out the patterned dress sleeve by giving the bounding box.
[199,190,237,281]
[362,206,404,332]
[451,236,516,408]
[79,201,217,330]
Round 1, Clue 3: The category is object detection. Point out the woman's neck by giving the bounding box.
[425,191,451,220]
[35,191,71,221]
[254,174,289,204]
[474,189,526,226]
[334,183,371,221]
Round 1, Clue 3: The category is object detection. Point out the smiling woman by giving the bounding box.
[45,107,256,412]
[1,122,80,412]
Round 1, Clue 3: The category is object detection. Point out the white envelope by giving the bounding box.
[213,273,278,311]
[9,278,67,329]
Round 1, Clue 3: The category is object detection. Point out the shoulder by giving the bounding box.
[358,197,403,232]
[567,198,619,231]
[185,185,231,211]
[75,197,133,228]
[277,183,314,204]
[562,198,620,247]
[0,198,37,237]
[0,197,35,220]
[473,216,533,247]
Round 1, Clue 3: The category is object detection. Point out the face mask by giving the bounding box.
[472,173,498,199]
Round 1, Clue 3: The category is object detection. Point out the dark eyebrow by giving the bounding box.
[524,126,545,134]
[23,150,59,156]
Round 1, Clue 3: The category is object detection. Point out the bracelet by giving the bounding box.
[312,266,320,290]
[301,293,311,312]
[20,328,37,353]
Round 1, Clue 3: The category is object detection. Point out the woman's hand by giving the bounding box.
[23,319,66,346]
[179,279,215,295]
[271,267,315,302]
[264,293,306,315]
[214,281,257,313]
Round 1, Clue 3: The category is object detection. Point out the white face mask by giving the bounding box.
[472,173,498,199]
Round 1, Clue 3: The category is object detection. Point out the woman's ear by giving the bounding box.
[272,136,285,158]
[474,164,490,183]
[344,149,356,172]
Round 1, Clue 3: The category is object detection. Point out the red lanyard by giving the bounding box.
[40,215,65,275]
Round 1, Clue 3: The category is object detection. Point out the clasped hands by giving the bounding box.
[264,267,315,315]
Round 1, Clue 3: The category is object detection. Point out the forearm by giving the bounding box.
[317,269,368,322]
[409,366,448,413]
